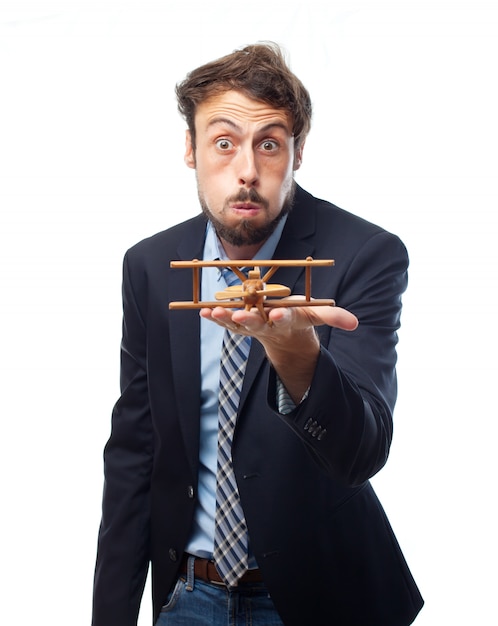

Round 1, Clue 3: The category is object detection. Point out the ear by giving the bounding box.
[184,130,196,169]
[293,141,305,171]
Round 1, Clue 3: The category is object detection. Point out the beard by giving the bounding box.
[199,182,296,248]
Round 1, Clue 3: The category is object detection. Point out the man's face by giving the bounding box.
[184,90,304,257]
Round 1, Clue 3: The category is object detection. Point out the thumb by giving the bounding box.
[307,304,359,331]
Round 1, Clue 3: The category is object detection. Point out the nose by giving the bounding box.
[236,145,258,187]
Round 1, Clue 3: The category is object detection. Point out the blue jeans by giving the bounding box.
[155,557,284,625]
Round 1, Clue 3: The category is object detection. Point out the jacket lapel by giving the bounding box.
[168,216,207,473]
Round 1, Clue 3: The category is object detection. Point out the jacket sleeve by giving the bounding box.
[92,252,153,626]
[269,230,409,486]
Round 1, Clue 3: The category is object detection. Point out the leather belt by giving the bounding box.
[180,554,263,585]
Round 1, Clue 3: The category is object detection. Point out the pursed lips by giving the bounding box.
[231,202,263,214]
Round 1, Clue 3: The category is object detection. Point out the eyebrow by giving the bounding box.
[206,117,292,136]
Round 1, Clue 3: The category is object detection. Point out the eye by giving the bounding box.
[215,138,233,151]
[260,140,279,152]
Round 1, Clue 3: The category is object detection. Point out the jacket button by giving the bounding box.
[187,485,194,499]
[169,548,178,562]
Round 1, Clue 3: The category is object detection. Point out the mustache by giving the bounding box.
[226,188,269,210]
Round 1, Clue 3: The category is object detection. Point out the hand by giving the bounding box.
[200,298,358,404]
[200,296,358,338]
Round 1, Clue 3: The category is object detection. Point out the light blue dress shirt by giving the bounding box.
[185,215,288,565]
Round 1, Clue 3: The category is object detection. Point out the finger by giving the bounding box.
[200,307,234,327]
[230,308,268,332]
[268,304,358,331]
[324,306,358,330]
[200,307,256,335]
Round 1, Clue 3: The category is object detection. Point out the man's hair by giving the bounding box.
[176,42,312,150]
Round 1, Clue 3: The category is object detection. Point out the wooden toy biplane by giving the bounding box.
[169,257,335,322]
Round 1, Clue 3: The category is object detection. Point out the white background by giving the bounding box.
[1,2,497,624]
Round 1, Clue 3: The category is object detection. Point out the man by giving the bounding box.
[92,43,424,625]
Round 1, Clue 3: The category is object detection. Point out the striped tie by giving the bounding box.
[213,269,251,587]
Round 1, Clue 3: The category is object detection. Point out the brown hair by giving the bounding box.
[176,42,312,150]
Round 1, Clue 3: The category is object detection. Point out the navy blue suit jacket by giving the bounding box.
[92,185,424,625]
